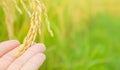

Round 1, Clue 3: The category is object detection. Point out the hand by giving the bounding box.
[0,40,46,70]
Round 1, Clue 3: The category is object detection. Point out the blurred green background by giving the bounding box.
[0,0,120,70]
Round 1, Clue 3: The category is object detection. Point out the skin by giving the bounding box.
[0,40,46,70]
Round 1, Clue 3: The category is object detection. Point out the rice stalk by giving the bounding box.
[15,0,53,57]
[12,0,22,14]
[20,0,31,17]
[2,0,15,39]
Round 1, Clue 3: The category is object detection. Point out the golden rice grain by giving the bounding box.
[15,0,53,57]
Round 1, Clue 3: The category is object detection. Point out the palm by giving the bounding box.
[0,40,46,70]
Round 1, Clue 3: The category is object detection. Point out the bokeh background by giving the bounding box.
[0,0,120,70]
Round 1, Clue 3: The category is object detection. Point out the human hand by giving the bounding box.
[0,40,46,70]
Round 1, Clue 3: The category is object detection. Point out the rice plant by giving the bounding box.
[14,0,53,57]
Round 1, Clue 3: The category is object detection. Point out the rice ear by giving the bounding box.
[15,0,54,57]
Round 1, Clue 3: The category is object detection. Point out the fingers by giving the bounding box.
[7,44,46,70]
[0,40,20,57]
[0,47,19,70]
[21,53,46,70]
